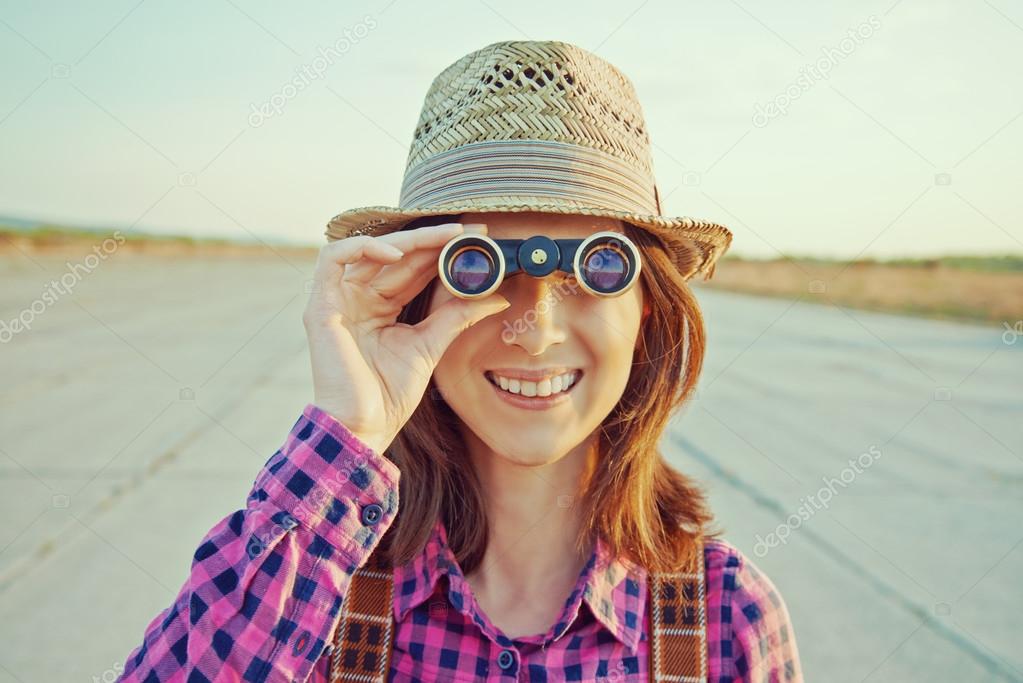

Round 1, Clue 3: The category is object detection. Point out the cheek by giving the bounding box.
[573,300,642,385]
[580,290,644,349]
[429,296,643,459]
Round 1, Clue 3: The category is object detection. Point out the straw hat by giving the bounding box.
[325,39,733,281]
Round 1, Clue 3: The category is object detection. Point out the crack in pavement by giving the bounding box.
[670,431,1023,682]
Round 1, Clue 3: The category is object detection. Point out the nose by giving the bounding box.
[497,273,568,355]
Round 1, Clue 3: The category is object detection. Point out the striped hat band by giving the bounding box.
[398,139,659,217]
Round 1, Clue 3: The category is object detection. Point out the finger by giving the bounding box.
[373,222,491,298]
[375,222,485,252]
[458,223,488,235]
[342,260,387,287]
[413,295,511,364]
[385,255,443,310]
[321,223,489,300]
[316,237,404,287]
[334,235,404,266]
[369,245,442,299]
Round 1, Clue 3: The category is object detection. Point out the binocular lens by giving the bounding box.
[580,244,628,292]
[438,231,639,299]
[447,246,496,295]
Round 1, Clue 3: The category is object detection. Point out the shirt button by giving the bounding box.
[292,629,310,656]
[496,648,515,671]
[360,503,384,526]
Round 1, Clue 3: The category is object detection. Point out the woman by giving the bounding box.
[117,40,802,682]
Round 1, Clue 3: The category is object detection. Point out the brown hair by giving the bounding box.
[378,213,720,573]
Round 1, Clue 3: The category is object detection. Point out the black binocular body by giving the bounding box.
[437,231,642,299]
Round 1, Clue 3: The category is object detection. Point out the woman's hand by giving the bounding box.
[303,223,510,454]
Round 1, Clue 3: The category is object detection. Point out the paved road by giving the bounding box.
[0,251,1020,681]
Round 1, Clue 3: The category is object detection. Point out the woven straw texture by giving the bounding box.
[325,40,732,281]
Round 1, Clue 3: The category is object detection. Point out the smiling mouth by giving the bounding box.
[483,369,583,398]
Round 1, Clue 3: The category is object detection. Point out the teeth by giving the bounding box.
[488,371,578,397]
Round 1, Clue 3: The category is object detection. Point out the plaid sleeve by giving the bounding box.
[727,549,804,683]
[117,403,400,683]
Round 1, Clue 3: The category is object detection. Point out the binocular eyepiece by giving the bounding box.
[437,231,642,300]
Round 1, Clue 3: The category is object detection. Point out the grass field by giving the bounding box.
[3,224,1021,325]
[701,254,1023,324]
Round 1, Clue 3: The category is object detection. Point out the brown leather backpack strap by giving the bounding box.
[648,535,707,682]
[329,548,395,683]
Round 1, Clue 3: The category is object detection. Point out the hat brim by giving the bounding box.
[325,202,733,281]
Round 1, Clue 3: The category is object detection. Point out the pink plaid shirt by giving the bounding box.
[118,403,802,682]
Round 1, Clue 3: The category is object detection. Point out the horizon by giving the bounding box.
[1,1,1020,259]
[6,216,1022,266]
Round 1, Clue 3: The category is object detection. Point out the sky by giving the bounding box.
[0,0,1021,258]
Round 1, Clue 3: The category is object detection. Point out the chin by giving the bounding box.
[476,429,574,467]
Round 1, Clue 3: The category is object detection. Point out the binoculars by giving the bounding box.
[437,231,642,299]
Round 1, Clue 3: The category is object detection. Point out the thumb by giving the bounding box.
[416,295,511,362]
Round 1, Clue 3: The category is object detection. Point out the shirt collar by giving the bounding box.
[392,517,648,653]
